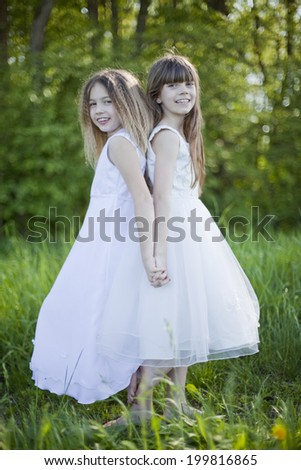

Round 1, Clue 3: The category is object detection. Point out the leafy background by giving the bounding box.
[0,0,300,237]
[0,1,301,451]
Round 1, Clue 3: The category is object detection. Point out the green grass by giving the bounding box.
[0,232,300,450]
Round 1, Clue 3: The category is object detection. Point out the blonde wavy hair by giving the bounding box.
[79,69,153,168]
[146,54,206,188]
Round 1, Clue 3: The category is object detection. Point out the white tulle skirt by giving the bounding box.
[97,196,260,367]
[30,195,259,404]
[30,196,140,404]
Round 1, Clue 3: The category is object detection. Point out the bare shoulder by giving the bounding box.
[108,135,138,166]
[108,135,136,154]
[152,129,180,149]
[106,134,148,200]
[152,129,180,160]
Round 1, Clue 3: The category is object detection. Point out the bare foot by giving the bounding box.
[164,401,203,421]
[181,402,204,419]
[103,416,128,428]
[103,407,153,428]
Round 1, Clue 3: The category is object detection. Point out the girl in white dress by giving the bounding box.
[98,55,260,422]
[30,69,167,405]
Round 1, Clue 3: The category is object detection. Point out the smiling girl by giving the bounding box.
[144,54,260,417]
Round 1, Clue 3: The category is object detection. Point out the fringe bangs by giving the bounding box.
[147,54,206,189]
[160,60,195,85]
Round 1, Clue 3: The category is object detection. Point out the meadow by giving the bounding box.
[0,231,300,450]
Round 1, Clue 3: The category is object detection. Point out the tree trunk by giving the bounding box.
[278,0,297,102]
[204,0,229,15]
[30,0,55,54]
[30,0,55,89]
[286,0,296,57]
[251,1,266,84]
[110,0,119,49]
[88,0,98,22]
[135,0,151,53]
[0,0,8,66]
[87,0,99,55]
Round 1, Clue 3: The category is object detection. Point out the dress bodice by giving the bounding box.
[147,125,199,198]
[90,129,146,199]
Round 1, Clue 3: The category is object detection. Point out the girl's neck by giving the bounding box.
[107,125,123,137]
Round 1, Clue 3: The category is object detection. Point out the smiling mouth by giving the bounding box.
[176,99,190,103]
[97,117,110,124]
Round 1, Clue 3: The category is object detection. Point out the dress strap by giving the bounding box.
[149,125,186,144]
[107,128,136,147]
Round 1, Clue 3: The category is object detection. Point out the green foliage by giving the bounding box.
[0,0,300,234]
[0,232,300,449]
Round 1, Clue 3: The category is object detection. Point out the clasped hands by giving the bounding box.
[147,258,170,288]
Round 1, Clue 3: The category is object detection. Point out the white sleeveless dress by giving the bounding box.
[30,129,145,404]
[97,126,260,367]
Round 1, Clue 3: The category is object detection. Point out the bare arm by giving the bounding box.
[108,136,160,282]
[152,130,179,269]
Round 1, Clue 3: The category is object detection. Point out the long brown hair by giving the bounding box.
[79,69,153,168]
[146,54,205,188]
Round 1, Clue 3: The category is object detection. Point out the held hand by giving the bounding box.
[150,268,170,288]
[144,258,170,288]
[151,256,170,288]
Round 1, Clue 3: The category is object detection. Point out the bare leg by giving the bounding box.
[104,366,171,427]
[133,366,172,415]
[164,367,188,418]
[168,367,188,402]
[164,367,203,419]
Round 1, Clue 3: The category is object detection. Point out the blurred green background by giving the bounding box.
[0,0,300,237]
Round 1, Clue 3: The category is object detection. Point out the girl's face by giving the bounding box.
[156,81,196,117]
[89,82,122,136]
